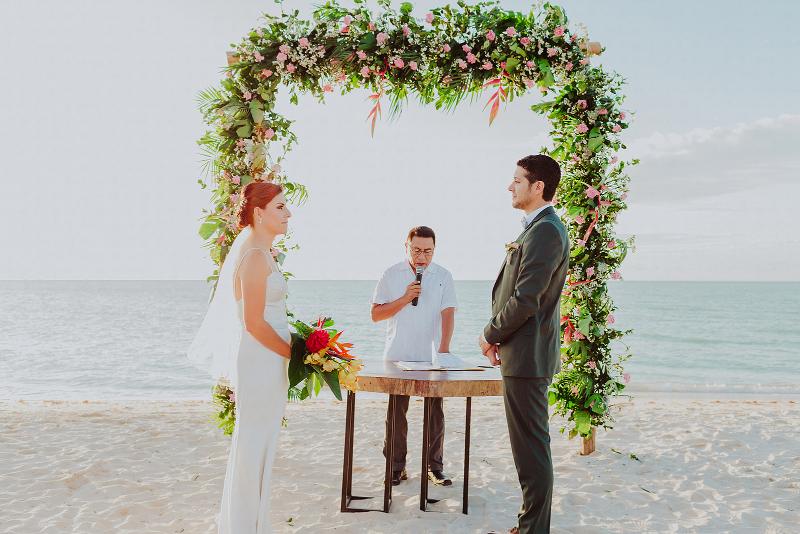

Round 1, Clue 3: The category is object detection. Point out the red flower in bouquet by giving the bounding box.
[305,329,330,353]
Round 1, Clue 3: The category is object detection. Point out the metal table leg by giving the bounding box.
[419,396,431,511]
[463,396,471,514]
[341,390,385,512]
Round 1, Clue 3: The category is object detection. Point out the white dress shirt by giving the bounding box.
[372,261,458,362]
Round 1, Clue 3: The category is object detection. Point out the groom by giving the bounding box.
[479,154,569,534]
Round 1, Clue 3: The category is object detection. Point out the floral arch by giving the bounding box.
[197,0,634,444]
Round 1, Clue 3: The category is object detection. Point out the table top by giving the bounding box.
[355,360,504,398]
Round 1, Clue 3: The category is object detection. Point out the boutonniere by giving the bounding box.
[505,242,520,254]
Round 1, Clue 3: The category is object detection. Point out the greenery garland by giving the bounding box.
[198,0,634,439]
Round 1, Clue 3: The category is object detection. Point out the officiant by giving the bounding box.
[370,225,458,487]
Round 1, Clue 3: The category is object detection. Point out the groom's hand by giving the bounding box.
[478,335,500,366]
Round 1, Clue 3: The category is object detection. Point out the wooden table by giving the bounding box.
[340,360,503,514]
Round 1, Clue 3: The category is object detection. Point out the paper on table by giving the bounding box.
[394,353,485,371]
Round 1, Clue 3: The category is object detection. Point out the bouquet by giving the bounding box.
[289,316,362,401]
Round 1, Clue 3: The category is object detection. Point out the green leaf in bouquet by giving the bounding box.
[288,333,309,387]
[574,410,591,435]
[236,123,252,138]
[321,370,343,401]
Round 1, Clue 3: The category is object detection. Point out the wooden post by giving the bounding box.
[579,428,596,455]
[226,52,240,66]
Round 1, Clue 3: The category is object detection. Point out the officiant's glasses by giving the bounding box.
[409,247,434,257]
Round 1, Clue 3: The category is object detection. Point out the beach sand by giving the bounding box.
[1,396,798,533]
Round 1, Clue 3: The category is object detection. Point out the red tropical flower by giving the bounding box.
[306,329,330,353]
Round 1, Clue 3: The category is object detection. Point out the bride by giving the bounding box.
[189,181,293,533]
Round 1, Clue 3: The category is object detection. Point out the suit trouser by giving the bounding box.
[382,395,445,472]
[503,376,553,534]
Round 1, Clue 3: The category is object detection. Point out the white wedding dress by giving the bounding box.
[218,248,290,534]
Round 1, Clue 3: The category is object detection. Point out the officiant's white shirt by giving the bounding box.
[372,261,458,362]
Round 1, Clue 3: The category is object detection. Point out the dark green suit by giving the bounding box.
[483,206,569,534]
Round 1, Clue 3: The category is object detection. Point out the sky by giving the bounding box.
[1,0,798,281]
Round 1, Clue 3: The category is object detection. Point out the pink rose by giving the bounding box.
[573,331,585,341]
[580,58,589,65]
[343,15,353,26]
[486,30,496,41]
[610,156,618,164]
[576,123,589,134]
[466,52,477,64]
[586,266,595,277]
[575,215,585,224]
[612,124,622,133]
[360,66,370,77]
[456,59,467,70]
[409,61,418,71]
[619,112,627,120]
[253,51,264,62]
[356,50,367,60]
[231,175,241,185]
[482,61,493,70]
[443,44,451,53]
[526,60,535,68]
[323,84,333,93]
[520,37,531,46]
[608,240,616,249]
[260,69,273,78]
[554,26,565,37]
[279,44,290,55]
[623,373,631,384]
[598,108,608,115]
[462,44,471,53]
[506,27,516,37]
[565,62,573,71]
[611,271,622,280]
[298,37,310,48]
[276,52,287,62]
[587,360,596,369]
[286,63,296,73]
[621,193,628,200]
[577,99,588,109]
[425,12,434,24]
[524,78,535,89]
[264,128,275,140]
[230,193,240,204]
[393,57,405,68]
[368,22,376,31]
[607,314,616,325]
[547,47,559,57]
[376,32,389,46]
[402,24,410,37]
[577,239,586,247]
[242,91,252,101]
[572,155,581,163]
[585,186,599,198]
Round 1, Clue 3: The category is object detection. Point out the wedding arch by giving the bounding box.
[197,0,634,451]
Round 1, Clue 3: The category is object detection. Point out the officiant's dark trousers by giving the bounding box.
[382,396,445,472]
[503,376,552,534]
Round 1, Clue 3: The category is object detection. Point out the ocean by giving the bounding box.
[1,281,798,400]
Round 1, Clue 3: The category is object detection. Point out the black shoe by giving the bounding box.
[391,468,408,486]
[428,469,452,486]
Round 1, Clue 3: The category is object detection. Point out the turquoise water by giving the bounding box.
[0,281,797,399]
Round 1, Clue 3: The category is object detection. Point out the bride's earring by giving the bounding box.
[258,215,263,224]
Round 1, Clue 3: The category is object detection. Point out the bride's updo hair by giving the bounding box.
[236,181,283,230]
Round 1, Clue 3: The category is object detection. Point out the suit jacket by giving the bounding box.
[484,206,569,378]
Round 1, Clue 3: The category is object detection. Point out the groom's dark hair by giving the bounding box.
[517,154,561,201]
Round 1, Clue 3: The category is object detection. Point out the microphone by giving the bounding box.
[412,267,423,306]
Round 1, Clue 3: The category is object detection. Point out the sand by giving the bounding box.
[1,396,798,533]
